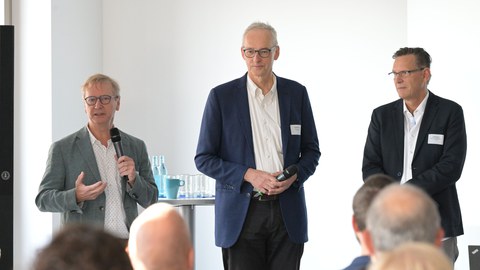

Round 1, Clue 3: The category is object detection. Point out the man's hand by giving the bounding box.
[116,155,136,186]
[244,168,297,195]
[75,171,107,203]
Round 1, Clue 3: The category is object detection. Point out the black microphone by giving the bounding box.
[276,164,298,182]
[110,127,128,181]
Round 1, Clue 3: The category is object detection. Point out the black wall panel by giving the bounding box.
[0,25,14,270]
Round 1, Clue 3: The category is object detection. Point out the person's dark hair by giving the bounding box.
[33,224,133,270]
[393,47,432,68]
[353,173,395,231]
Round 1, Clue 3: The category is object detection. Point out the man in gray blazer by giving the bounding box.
[36,74,158,240]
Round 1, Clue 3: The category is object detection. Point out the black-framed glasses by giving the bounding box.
[242,46,277,58]
[388,67,425,78]
[84,95,118,106]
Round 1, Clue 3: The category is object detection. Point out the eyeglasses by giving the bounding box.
[242,47,276,58]
[388,67,425,78]
[84,95,118,106]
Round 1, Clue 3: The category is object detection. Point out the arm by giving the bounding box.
[295,87,321,184]
[35,142,84,213]
[362,110,386,180]
[125,139,158,207]
[194,89,250,193]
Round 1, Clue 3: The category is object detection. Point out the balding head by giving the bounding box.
[365,184,444,254]
[128,203,194,270]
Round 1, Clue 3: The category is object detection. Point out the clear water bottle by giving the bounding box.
[152,155,168,198]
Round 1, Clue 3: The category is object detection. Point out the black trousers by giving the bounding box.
[222,199,304,270]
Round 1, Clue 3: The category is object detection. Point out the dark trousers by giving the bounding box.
[222,199,304,270]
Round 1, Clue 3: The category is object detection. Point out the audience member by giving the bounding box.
[33,223,132,270]
[363,183,444,260]
[368,242,453,270]
[342,173,394,270]
[128,203,194,270]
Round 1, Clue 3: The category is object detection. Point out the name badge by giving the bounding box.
[290,125,301,135]
[428,134,444,145]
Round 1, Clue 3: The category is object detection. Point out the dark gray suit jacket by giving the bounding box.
[36,127,158,230]
[362,91,467,237]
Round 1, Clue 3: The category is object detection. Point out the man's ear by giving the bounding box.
[435,228,445,248]
[362,229,375,257]
[352,215,359,233]
[187,248,195,270]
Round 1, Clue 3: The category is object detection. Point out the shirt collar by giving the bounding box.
[403,90,429,115]
[246,74,277,97]
[86,125,111,147]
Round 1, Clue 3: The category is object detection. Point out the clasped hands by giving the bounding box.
[244,168,297,196]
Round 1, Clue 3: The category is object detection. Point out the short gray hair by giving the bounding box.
[242,22,278,47]
[81,73,120,97]
[366,183,441,252]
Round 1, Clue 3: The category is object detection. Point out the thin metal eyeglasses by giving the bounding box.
[84,95,118,106]
[388,67,425,78]
[243,46,277,58]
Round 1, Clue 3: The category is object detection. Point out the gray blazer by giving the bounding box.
[36,127,158,230]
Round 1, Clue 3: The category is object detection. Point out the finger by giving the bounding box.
[75,171,85,186]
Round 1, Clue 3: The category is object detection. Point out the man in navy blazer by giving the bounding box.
[36,74,158,240]
[195,22,320,270]
[362,47,467,263]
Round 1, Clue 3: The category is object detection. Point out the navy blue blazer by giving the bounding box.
[195,73,320,248]
[362,91,467,237]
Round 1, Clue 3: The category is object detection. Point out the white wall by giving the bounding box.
[408,1,480,269]
[15,0,479,269]
[13,0,52,269]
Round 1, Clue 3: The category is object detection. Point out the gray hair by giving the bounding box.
[242,22,278,47]
[81,73,120,97]
[366,183,441,252]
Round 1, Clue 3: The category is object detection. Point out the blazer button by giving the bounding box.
[246,193,251,198]
[396,172,402,177]
[99,206,105,211]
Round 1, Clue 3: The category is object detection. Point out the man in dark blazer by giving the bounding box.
[195,22,320,270]
[362,47,467,263]
[36,74,158,240]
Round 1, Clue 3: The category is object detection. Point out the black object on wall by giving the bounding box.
[0,25,14,270]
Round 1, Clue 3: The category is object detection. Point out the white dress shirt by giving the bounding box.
[401,91,429,184]
[88,128,129,238]
[246,75,284,173]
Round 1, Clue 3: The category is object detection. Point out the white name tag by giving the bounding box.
[290,125,301,135]
[428,134,444,145]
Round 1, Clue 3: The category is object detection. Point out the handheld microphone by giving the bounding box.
[276,164,298,182]
[110,127,128,182]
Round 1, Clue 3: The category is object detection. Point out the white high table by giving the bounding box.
[157,198,215,245]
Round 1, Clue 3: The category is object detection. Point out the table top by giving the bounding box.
[157,197,215,206]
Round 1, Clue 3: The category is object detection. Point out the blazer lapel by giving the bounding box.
[277,77,291,157]
[414,91,439,158]
[392,100,405,165]
[76,127,101,182]
[235,75,255,165]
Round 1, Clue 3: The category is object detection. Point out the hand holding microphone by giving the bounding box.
[110,127,134,184]
[276,164,298,182]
